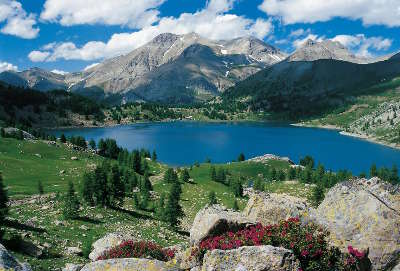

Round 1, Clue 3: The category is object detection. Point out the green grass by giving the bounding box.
[1,137,313,270]
[0,138,103,197]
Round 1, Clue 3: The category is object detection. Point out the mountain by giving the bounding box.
[0,33,286,104]
[65,33,286,103]
[287,39,368,64]
[224,53,400,117]
[0,68,67,91]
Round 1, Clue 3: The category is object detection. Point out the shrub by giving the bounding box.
[97,240,175,262]
[194,218,367,271]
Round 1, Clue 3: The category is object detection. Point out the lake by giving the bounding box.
[50,121,400,174]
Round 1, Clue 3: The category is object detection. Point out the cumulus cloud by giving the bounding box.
[332,34,393,57]
[0,61,18,72]
[0,0,39,39]
[29,0,274,62]
[83,63,100,71]
[292,34,324,49]
[40,0,165,28]
[28,51,50,62]
[259,0,400,27]
[51,69,68,75]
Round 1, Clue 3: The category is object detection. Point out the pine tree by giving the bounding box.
[89,139,96,150]
[0,173,9,239]
[109,165,125,206]
[237,153,245,162]
[164,168,178,183]
[0,128,5,138]
[38,180,44,195]
[208,191,217,205]
[60,133,67,143]
[82,172,94,205]
[155,193,166,220]
[93,164,109,206]
[133,193,139,209]
[181,168,190,183]
[312,183,325,207]
[132,150,141,173]
[142,172,153,191]
[232,200,239,211]
[390,165,399,184]
[152,150,157,161]
[210,166,217,182]
[370,164,378,177]
[63,181,80,220]
[288,167,296,180]
[164,183,184,227]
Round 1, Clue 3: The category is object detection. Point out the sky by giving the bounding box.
[0,0,400,73]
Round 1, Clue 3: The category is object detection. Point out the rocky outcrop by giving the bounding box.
[0,243,32,271]
[189,205,253,245]
[3,128,35,140]
[315,177,400,270]
[62,263,83,271]
[202,245,300,271]
[243,192,310,225]
[80,258,180,271]
[247,154,294,165]
[89,233,135,261]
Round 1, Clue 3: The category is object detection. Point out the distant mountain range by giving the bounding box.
[1,33,399,106]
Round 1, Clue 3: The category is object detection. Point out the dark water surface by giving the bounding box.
[50,122,400,174]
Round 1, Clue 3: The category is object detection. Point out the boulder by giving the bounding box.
[189,205,253,245]
[315,177,400,271]
[88,232,135,261]
[243,192,310,225]
[202,245,300,271]
[393,262,400,271]
[170,245,201,270]
[65,247,82,256]
[62,263,83,271]
[80,258,180,271]
[0,243,32,271]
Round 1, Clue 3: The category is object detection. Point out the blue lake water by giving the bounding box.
[50,121,400,174]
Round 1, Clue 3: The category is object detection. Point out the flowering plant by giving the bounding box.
[97,240,175,262]
[194,218,368,271]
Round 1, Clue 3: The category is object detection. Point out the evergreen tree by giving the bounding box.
[210,166,217,182]
[164,168,178,183]
[390,165,399,184]
[93,164,109,206]
[38,180,44,195]
[300,155,315,169]
[312,183,325,207]
[132,193,139,209]
[253,177,263,192]
[288,167,296,180]
[0,128,5,138]
[155,193,166,220]
[63,181,80,220]
[142,172,153,191]
[82,172,95,205]
[208,191,217,205]
[129,174,138,192]
[89,139,96,150]
[109,165,125,206]
[232,200,239,211]
[152,150,157,161]
[269,167,277,181]
[370,164,378,177]
[132,150,141,173]
[231,178,243,197]
[237,153,245,162]
[164,183,184,227]
[181,168,190,183]
[0,173,9,239]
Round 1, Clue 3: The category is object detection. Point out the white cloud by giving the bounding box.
[51,69,68,75]
[84,63,100,71]
[0,0,39,39]
[259,0,400,27]
[289,28,310,38]
[28,51,50,62]
[0,61,18,72]
[40,0,165,28]
[29,0,274,62]
[292,34,324,49]
[332,34,393,57]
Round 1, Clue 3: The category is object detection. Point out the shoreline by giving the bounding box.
[292,122,400,151]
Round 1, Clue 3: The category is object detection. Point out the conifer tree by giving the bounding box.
[133,193,139,209]
[93,164,109,206]
[38,180,44,195]
[312,183,325,207]
[370,164,378,177]
[89,139,96,150]
[60,134,67,143]
[208,191,217,205]
[0,173,9,239]
[0,128,5,138]
[210,166,217,182]
[82,172,94,205]
[132,150,141,174]
[109,165,125,206]
[142,172,153,191]
[164,183,184,227]
[152,150,157,161]
[63,181,80,220]
[181,168,190,183]
[237,153,245,162]
[155,193,166,220]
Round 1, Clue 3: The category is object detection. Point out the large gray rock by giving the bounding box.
[243,192,310,225]
[202,245,300,271]
[80,258,180,271]
[89,232,135,261]
[315,177,400,271]
[62,263,83,271]
[0,243,32,271]
[189,205,253,245]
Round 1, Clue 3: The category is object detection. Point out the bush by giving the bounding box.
[194,218,368,271]
[97,240,175,262]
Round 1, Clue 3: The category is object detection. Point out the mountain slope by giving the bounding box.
[224,55,400,117]
[0,68,67,91]
[287,39,368,63]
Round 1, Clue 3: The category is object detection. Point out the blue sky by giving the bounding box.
[0,0,399,73]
